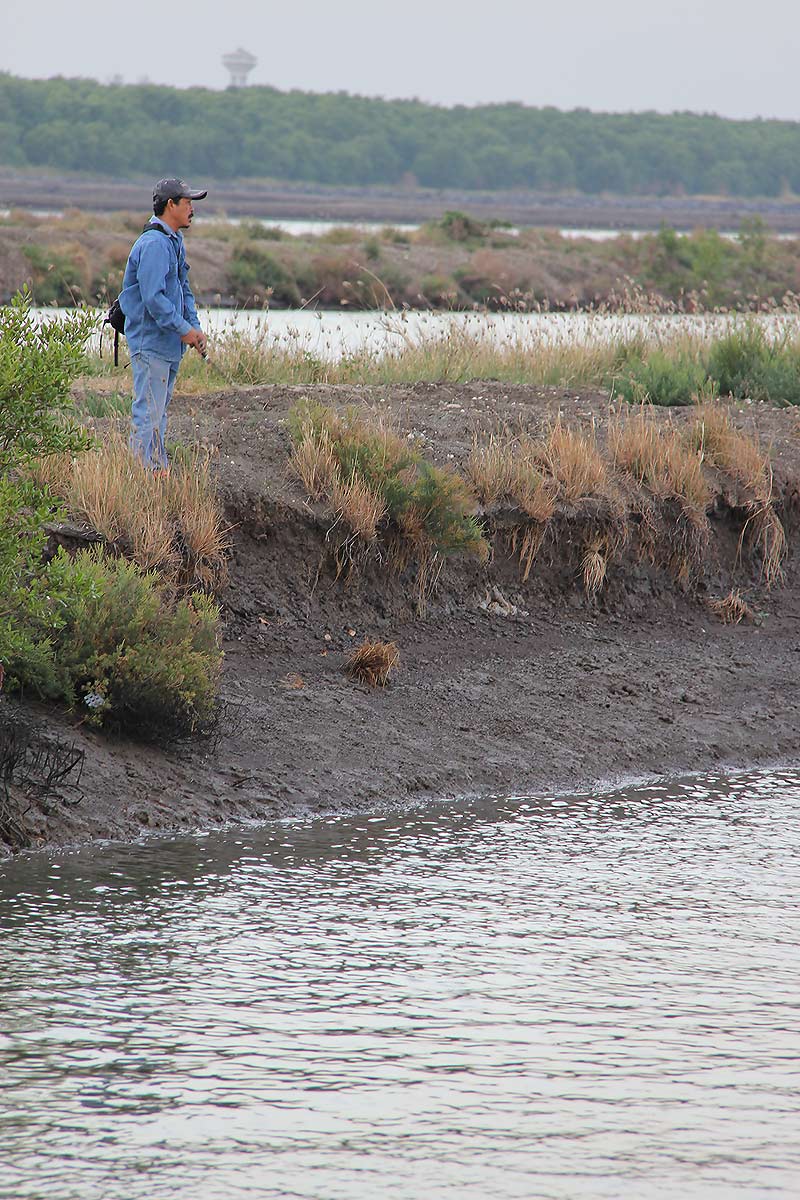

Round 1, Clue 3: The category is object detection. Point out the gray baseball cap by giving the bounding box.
[153,177,208,203]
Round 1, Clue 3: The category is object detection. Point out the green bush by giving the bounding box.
[707,324,800,404]
[0,293,95,680]
[22,244,86,305]
[436,211,488,242]
[610,349,709,406]
[6,550,222,734]
[419,275,458,305]
[241,221,284,241]
[405,462,486,557]
[0,292,222,738]
[638,225,733,305]
[290,401,486,559]
[453,266,496,306]
[227,242,301,305]
[363,237,381,262]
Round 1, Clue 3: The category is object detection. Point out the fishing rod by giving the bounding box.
[199,345,238,387]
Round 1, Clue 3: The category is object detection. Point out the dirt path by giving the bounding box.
[4,383,800,853]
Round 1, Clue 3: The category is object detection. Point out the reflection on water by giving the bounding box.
[1,770,799,1200]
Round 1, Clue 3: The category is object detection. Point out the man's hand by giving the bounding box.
[181,328,207,355]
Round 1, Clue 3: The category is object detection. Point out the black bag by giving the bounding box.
[101,298,126,367]
[101,223,171,366]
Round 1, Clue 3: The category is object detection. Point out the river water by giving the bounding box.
[40,302,794,362]
[1,769,799,1199]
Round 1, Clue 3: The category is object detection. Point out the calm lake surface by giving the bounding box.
[1,769,799,1199]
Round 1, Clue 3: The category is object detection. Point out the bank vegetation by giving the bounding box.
[3,208,800,313]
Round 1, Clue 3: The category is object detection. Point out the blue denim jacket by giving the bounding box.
[119,218,200,363]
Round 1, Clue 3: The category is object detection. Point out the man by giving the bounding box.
[119,178,208,471]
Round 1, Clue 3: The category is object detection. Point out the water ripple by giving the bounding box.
[1,770,799,1198]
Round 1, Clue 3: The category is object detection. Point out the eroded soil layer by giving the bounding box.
[4,383,800,853]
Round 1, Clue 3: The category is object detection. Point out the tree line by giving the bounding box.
[2,73,800,196]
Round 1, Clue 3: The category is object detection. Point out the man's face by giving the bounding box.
[169,196,194,228]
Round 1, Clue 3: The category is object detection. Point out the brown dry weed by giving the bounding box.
[542,418,611,504]
[708,589,754,625]
[345,639,401,687]
[610,407,712,510]
[688,403,772,500]
[582,542,608,596]
[33,429,229,589]
[330,474,387,542]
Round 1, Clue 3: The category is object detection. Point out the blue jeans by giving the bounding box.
[130,352,179,469]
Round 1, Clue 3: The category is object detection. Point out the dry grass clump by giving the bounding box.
[288,418,338,500]
[513,462,557,523]
[686,403,786,586]
[610,406,712,510]
[467,429,556,581]
[330,474,387,542]
[708,589,754,625]
[466,430,555,521]
[160,444,232,589]
[287,401,487,592]
[32,430,229,591]
[687,403,772,499]
[582,541,608,596]
[744,505,787,589]
[508,523,548,583]
[542,418,612,504]
[466,432,517,507]
[345,639,400,687]
[610,409,711,582]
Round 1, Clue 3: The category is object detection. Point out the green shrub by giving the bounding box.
[363,237,381,262]
[405,461,485,557]
[436,211,488,242]
[289,401,486,559]
[22,244,86,305]
[1,294,221,738]
[610,349,709,406]
[227,242,300,305]
[0,293,95,681]
[419,275,458,306]
[0,294,94,474]
[7,550,222,735]
[241,221,284,241]
[707,324,800,404]
[453,266,496,305]
[75,390,130,418]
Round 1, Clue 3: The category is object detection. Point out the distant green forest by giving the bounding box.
[2,73,800,196]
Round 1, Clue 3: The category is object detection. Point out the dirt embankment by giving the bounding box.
[4,383,800,855]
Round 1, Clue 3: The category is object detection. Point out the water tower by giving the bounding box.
[222,48,257,88]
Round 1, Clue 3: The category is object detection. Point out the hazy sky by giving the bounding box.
[5,0,800,120]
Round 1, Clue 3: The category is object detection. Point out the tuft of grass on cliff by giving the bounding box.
[284,396,787,599]
[287,399,487,606]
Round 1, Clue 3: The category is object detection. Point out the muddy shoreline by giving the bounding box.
[4,382,800,854]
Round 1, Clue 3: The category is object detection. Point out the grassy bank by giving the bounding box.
[4,208,800,312]
[78,312,800,408]
[285,398,786,600]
